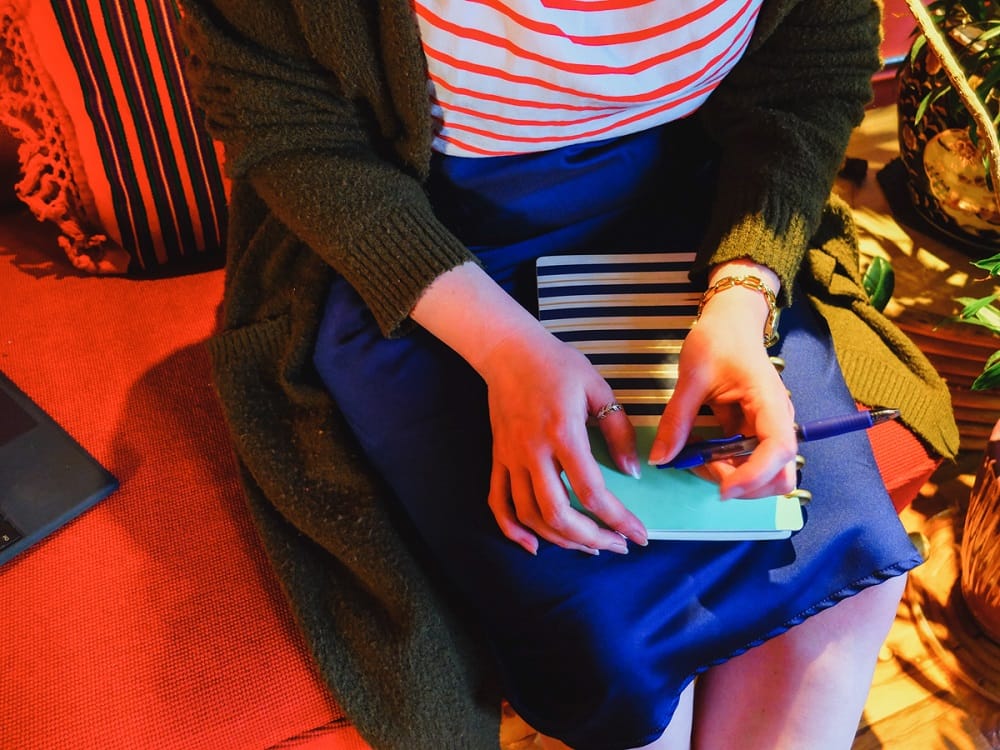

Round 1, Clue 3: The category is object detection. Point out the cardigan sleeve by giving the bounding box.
[693,0,882,305]
[179,0,476,337]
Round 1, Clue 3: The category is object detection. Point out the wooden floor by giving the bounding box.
[854,454,1000,750]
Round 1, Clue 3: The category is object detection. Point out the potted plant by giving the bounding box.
[897,0,1000,248]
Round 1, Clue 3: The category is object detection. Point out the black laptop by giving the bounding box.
[0,369,118,566]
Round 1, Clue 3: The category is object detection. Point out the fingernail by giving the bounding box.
[620,528,647,547]
[647,439,668,466]
[610,541,629,555]
[624,456,642,479]
[721,485,742,500]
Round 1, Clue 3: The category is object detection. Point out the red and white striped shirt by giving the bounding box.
[413,0,763,157]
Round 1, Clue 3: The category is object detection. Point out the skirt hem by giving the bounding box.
[511,553,921,750]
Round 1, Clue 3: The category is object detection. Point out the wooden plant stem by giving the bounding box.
[906,0,1000,214]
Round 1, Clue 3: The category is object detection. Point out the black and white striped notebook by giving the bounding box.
[536,252,804,540]
[537,251,714,430]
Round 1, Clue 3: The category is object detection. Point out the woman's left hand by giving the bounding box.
[649,262,798,499]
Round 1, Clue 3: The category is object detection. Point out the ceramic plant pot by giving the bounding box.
[897,31,1000,250]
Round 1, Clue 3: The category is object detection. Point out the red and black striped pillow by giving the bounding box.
[0,0,227,276]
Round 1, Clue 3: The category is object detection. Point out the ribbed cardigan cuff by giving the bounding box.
[837,349,961,460]
[695,185,812,307]
[340,203,478,338]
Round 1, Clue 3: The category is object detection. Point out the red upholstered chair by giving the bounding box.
[0,2,371,746]
[866,413,941,515]
[0,211,373,749]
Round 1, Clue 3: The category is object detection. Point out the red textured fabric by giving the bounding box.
[0,211,369,750]
[864,405,941,514]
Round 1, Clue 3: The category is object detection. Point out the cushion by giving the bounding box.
[866,409,941,514]
[0,0,227,275]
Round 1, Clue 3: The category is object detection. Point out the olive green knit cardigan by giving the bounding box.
[180,1,959,747]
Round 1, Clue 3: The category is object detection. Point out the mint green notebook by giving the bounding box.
[567,427,804,541]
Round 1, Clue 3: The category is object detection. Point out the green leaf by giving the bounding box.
[910,34,927,63]
[915,93,932,125]
[957,294,1000,332]
[862,256,895,311]
[983,349,1000,370]
[973,307,1000,324]
[915,86,953,125]
[956,293,999,311]
[972,355,1000,390]
[971,253,1000,275]
[975,23,1000,43]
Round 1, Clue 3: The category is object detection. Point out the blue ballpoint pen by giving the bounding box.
[657,407,901,470]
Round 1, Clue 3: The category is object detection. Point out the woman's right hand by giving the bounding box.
[410,262,648,555]
[475,326,648,555]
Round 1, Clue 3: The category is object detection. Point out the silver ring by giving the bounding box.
[595,402,623,420]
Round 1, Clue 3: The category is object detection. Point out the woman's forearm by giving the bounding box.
[409,262,550,377]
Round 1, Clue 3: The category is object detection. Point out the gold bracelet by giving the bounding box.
[696,275,780,348]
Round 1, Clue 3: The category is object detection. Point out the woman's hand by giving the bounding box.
[411,263,648,555]
[649,261,798,499]
[475,327,649,555]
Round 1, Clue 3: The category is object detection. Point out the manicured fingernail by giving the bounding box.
[622,527,647,546]
[721,485,742,500]
[647,439,668,466]
[624,456,642,479]
[610,541,629,555]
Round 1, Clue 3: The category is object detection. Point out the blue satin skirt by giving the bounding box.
[312,123,922,750]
